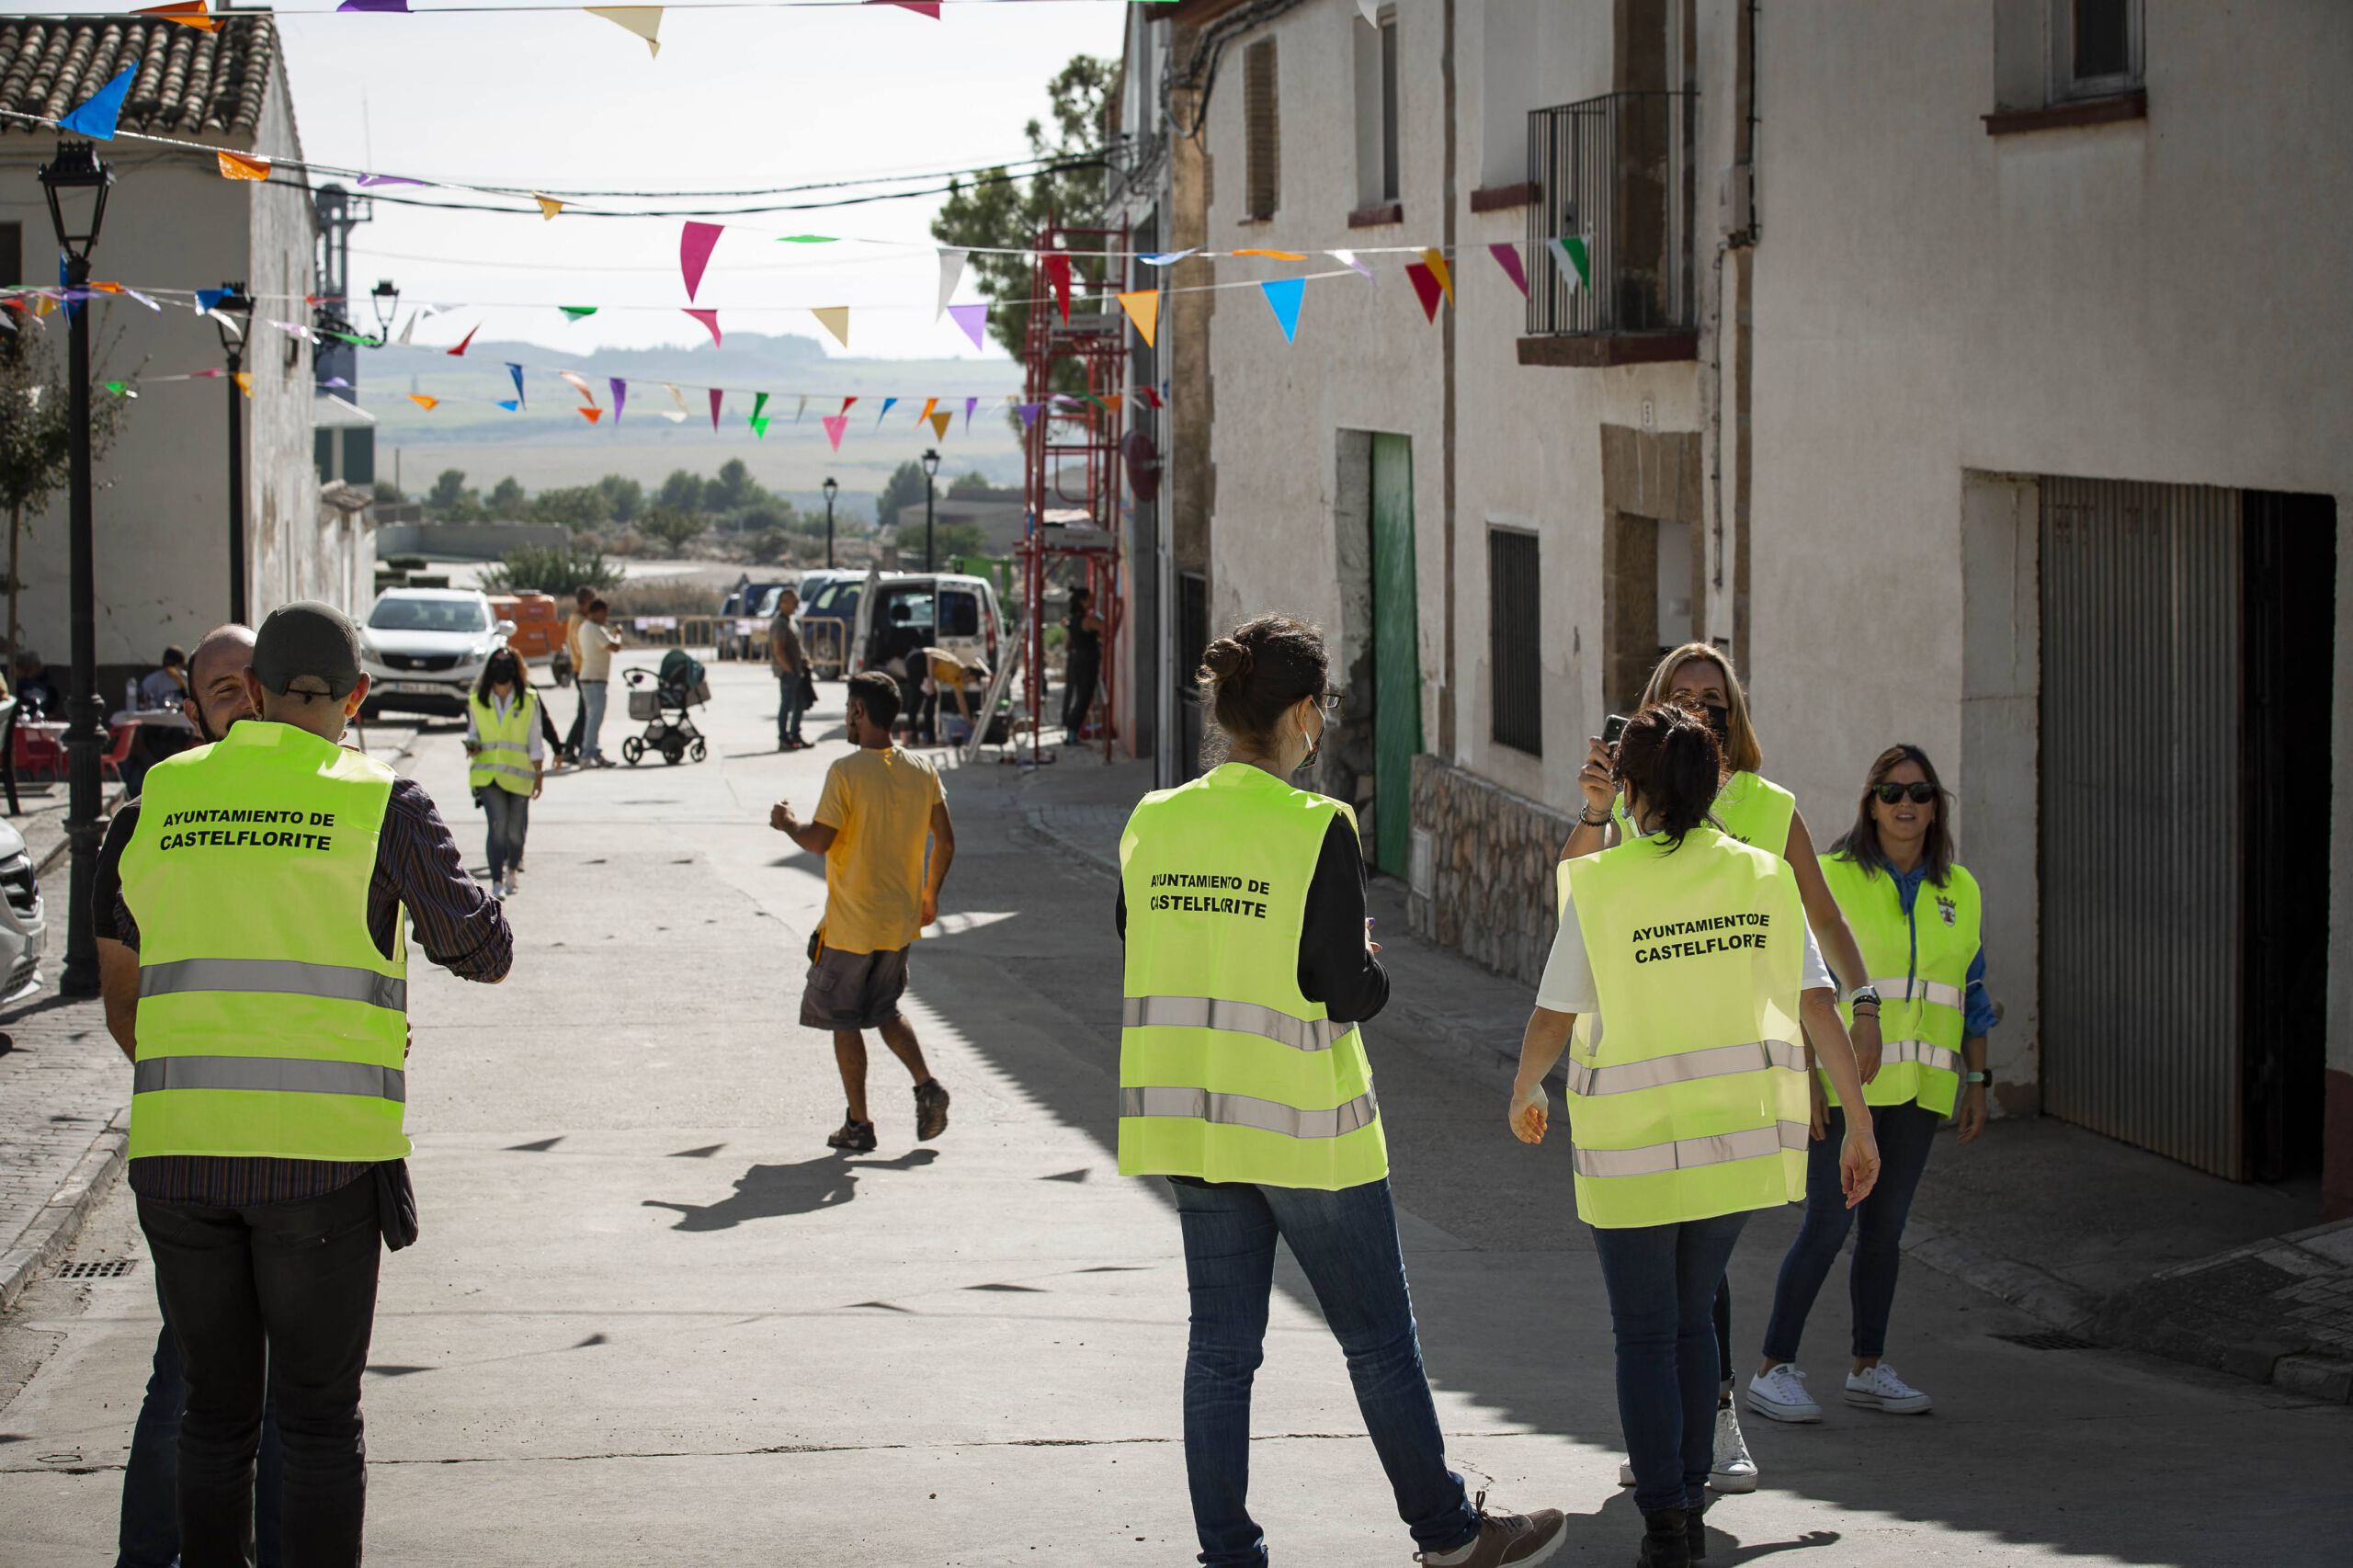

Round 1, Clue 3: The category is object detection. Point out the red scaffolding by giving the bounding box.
[1013,219,1130,766]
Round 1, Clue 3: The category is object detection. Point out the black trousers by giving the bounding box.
[1063,650,1099,737]
[138,1176,383,1568]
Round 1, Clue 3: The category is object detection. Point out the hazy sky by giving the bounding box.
[206,1,1126,361]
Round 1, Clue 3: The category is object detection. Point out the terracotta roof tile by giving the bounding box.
[0,17,277,141]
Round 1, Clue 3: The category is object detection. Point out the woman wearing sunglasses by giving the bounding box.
[1747,744,1994,1426]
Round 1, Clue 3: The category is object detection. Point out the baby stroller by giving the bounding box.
[620,650,711,766]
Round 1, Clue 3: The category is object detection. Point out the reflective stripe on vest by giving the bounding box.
[1571,1120,1809,1179]
[134,1056,406,1102]
[1867,975,1965,1011]
[139,957,406,1012]
[1122,994,1349,1053]
[1880,1038,1962,1074]
[469,692,538,796]
[1120,1085,1380,1141]
[1564,1038,1806,1097]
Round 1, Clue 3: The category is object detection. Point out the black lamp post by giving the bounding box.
[39,140,111,998]
[920,448,940,573]
[208,284,255,626]
[821,475,838,571]
[369,278,399,339]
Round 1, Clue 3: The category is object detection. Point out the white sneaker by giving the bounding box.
[1711,1400,1759,1491]
[1745,1363,1823,1424]
[1844,1362,1933,1415]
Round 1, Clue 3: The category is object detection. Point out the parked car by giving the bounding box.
[488,592,566,665]
[714,579,793,661]
[0,819,48,1008]
[849,570,1008,737]
[795,571,869,680]
[358,588,515,718]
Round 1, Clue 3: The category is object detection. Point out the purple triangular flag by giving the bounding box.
[338,0,411,10]
[964,395,977,432]
[948,303,988,351]
[609,378,627,424]
[1489,242,1530,298]
[1017,403,1043,430]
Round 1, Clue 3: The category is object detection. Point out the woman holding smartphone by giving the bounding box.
[1747,744,1994,1424]
[1511,702,1880,1567]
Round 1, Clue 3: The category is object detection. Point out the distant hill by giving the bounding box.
[355,331,1027,506]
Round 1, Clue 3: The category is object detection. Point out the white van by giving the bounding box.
[848,571,1010,733]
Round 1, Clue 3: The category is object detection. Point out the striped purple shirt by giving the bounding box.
[99,771,512,1207]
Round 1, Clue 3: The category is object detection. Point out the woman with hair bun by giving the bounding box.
[1117,614,1566,1568]
[1509,703,1880,1568]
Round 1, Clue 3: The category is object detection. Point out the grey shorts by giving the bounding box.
[800,945,911,1031]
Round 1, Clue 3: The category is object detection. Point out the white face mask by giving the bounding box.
[1296,711,1323,776]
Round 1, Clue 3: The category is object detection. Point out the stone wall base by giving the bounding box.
[1407,754,1574,989]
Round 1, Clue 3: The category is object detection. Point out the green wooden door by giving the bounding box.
[1370,434,1422,878]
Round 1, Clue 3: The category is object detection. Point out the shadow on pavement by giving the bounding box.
[642,1148,939,1232]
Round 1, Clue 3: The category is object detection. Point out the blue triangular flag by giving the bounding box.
[194,289,230,315]
[504,362,525,408]
[59,67,133,142]
[876,395,897,427]
[496,400,519,413]
[1259,278,1305,344]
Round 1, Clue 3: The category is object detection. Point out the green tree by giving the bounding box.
[372,479,404,505]
[597,473,643,523]
[477,542,622,597]
[710,457,766,514]
[875,460,934,533]
[531,484,612,530]
[656,468,706,515]
[639,506,707,554]
[0,330,130,665]
[930,54,1115,360]
[749,528,795,566]
[487,476,526,515]
[948,470,996,497]
[426,469,471,514]
[900,519,987,564]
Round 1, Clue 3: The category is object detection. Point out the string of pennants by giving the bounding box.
[113,1,1174,47]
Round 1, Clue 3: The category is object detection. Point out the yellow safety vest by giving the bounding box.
[1118,763,1388,1190]
[1819,854,1983,1116]
[120,722,410,1163]
[1616,768,1795,857]
[468,688,539,797]
[1559,825,1809,1228]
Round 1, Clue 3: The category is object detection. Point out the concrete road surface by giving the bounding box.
[2,658,2347,1567]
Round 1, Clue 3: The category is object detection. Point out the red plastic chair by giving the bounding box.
[98,722,138,783]
[11,723,63,780]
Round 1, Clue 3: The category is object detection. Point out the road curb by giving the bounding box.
[1899,1218,2104,1332]
[0,1107,127,1313]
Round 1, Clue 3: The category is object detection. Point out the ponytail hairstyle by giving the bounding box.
[1613,701,1724,849]
[1197,614,1330,759]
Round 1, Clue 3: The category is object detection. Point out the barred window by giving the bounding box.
[1489,528,1542,756]
[1245,39,1279,222]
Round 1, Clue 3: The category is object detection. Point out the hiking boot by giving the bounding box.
[1414,1493,1565,1566]
[825,1118,877,1153]
[914,1079,951,1142]
[1685,1506,1709,1562]
[1636,1509,1690,1568]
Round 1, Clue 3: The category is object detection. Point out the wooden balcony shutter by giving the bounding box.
[1245,39,1279,221]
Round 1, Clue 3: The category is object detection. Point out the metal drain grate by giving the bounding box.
[55,1259,137,1279]
[1991,1330,2097,1350]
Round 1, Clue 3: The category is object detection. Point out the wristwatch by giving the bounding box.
[1966,1070,1993,1088]
[1848,985,1881,1010]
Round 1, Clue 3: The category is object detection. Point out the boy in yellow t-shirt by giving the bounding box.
[770,671,957,1153]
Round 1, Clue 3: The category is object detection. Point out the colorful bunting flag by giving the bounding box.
[1045,254,1073,324]
[709,387,724,431]
[561,306,598,322]
[58,67,133,141]
[217,151,271,183]
[232,371,253,398]
[928,411,951,441]
[194,288,231,316]
[868,0,942,16]
[578,406,604,425]
[666,382,689,415]
[447,324,479,357]
[917,396,938,425]
[1405,263,1445,323]
[610,378,628,422]
[1017,403,1042,430]
[1141,386,1164,410]
[963,395,977,432]
[1139,248,1199,267]
[356,174,424,188]
[1117,290,1160,348]
[1260,278,1304,343]
[137,3,218,32]
[496,400,520,413]
[936,248,967,319]
[750,414,770,438]
[822,415,848,451]
[397,311,418,345]
[812,307,850,349]
[685,307,722,347]
[560,370,597,404]
[535,194,564,221]
[777,235,838,244]
[104,381,136,398]
[876,396,898,426]
[1490,242,1529,298]
[338,1,412,11]
[947,302,988,351]
[1420,247,1455,304]
[1547,235,1592,293]
[1330,249,1374,281]
[1356,0,1378,23]
[680,222,722,301]
[795,396,807,423]
[841,397,858,414]
[586,6,663,58]
[506,363,527,407]
[1234,248,1308,261]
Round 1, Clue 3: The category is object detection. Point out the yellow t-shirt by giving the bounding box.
[813,744,948,955]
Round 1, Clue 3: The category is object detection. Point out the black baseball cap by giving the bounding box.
[251,601,363,700]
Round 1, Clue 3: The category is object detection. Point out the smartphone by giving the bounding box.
[1601,712,1631,750]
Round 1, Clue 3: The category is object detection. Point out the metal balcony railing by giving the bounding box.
[1527,91,1697,337]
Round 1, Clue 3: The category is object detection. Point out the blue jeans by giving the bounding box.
[778,674,807,744]
[119,1290,285,1568]
[1590,1210,1751,1519]
[1761,1101,1940,1364]
[576,679,609,762]
[481,788,529,883]
[1168,1177,1480,1567]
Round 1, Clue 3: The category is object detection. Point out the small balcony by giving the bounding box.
[1523,91,1698,366]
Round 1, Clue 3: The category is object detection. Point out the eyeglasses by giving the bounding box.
[1314,692,1344,717]
[1872,782,1938,805]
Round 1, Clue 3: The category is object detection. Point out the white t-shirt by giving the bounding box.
[1537,879,1832,1022]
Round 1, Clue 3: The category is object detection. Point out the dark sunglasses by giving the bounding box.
[1872,781,1938,805]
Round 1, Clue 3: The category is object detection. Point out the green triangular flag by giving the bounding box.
[104,380,135,398]
[750,415,771,438]
[560,306,598,322]
[1547,235,1592,293]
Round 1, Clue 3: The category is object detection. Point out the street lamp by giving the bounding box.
[920,448,940,573]
[208,284,256,625]
[821,475,839,571]
[39,139,111,998]
[369,278,399,339]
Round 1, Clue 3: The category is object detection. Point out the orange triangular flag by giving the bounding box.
[1233,248,1308,261]
[585,6,663,59]
[137,3,219,32]
[1103,394,1124,415]
[928,411,952,441]
[578,406,605,425]
[535,194,564,221]
[91,281,124,295]
[232,371,253,398]
[217,151,270,183]
[917,396,938,424]
[408,393,438,411]
[1117,290,1160,348]
[811,306,850,349]
[1421,247,1454,304]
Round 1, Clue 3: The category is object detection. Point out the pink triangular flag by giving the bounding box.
[1489,243,1529,298]
[1045,254,1072,324]
[1405,263,1445,323]
[866,0,940,15]
[684,308,722,347]
[680,222,722,301]
[822,414,848,451]
[948,303,988,350]
[708,387,723,431]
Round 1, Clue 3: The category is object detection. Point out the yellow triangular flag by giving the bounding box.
[534,194,564,221]
[928,411,952,441]
[1421,247,1454,304]
[585,6,663,59]
[408,393,438,411]
[232,371,253,398]
[1117,290,1160,348]
[811,307,850,349]
[217,150,271,183]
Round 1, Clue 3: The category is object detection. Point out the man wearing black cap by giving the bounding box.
[115,601,513,1568]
